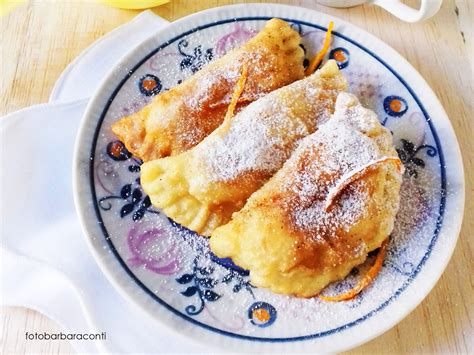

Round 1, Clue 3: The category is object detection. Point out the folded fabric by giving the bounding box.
[1,12,212,353]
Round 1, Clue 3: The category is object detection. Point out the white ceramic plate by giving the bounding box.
[73,4,465,352]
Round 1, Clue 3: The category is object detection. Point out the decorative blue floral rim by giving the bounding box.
[88,17,446,342]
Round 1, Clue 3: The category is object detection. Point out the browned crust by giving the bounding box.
[112,18,305,161]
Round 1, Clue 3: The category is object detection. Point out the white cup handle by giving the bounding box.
[371,0,442,22]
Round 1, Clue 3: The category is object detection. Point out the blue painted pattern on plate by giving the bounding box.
[90,18,445,340]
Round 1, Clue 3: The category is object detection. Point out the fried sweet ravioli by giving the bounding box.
[210,93,403,297]
[141,60,347,236]
[112,18,305,161]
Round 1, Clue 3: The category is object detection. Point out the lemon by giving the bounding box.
[101,0,169,10]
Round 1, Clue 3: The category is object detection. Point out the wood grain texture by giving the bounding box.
[1,0,472,353]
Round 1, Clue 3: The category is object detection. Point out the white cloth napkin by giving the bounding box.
[0,11,212,353]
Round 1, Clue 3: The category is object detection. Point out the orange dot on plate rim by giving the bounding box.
[110,142,123,157]
[142,79,156,90]
[390,99,403,112]
[252,308,270,322]
[333,50,346,62]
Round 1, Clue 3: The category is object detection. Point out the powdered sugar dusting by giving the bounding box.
[293,186,369,235]
[284,105,384,233]
[185,51,268,112]
[205,98,303,181]
[203,75,344,182]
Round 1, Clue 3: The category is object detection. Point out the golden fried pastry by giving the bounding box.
[141,60,348,236]
[210,93,403,297]
[112,18,305,161]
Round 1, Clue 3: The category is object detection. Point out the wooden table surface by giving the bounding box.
[1,0,472,353]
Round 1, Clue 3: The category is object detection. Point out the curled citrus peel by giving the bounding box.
[319,156,403,302]
[305,21,334,76]
[319,238,389,302]
[324,156,403,212]
[225,64,248,120]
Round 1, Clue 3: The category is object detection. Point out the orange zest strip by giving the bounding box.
[305,21,334,76]
[324,157,403,212]
[225,64,248,120]
[319,239,389,302]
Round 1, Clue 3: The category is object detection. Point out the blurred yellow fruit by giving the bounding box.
[0,0,26,17]
[101,0,169,10]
